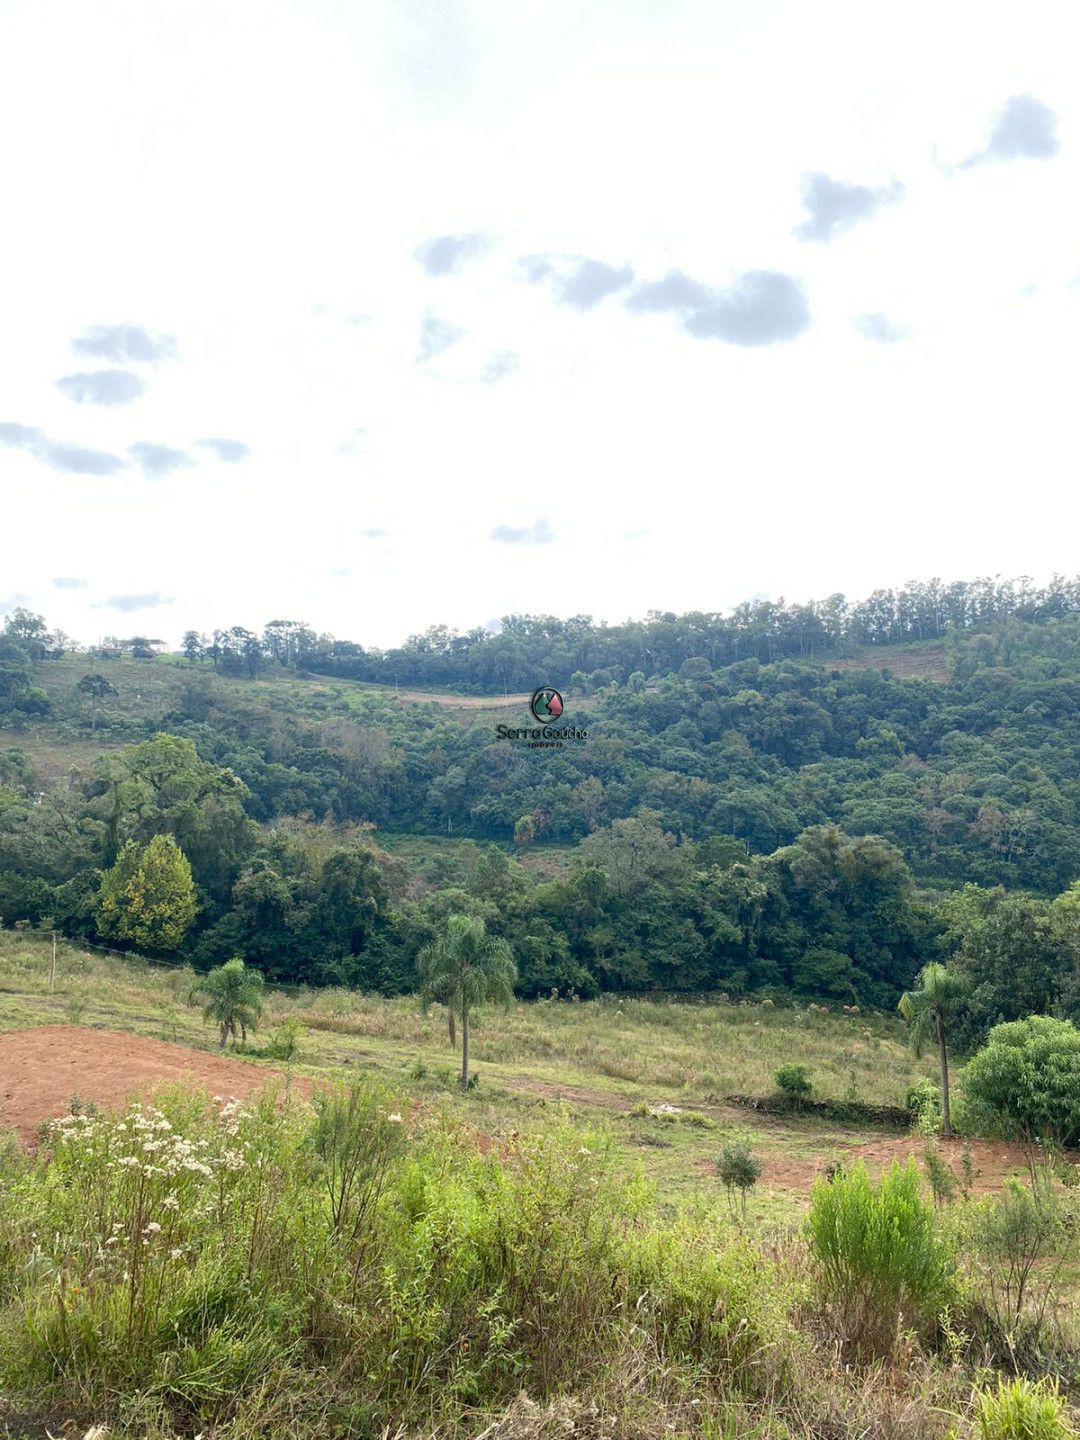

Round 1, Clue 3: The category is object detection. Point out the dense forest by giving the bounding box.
[4,575,1080,1043]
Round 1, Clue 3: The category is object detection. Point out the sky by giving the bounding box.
[1,0,1078,650]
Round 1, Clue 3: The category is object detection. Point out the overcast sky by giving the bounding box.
[2,0,1078,649]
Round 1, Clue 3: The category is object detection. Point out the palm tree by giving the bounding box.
[416,914,517,1091]
[898,963,969,1137]
[190,957,265,1049]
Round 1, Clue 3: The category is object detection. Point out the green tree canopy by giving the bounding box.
[95,733,254,899]
[97,834,197,951]
[963,1015,1080,1152]
[77,672,118,732]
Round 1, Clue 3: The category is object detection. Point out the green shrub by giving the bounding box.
[963,1016,1080,1156]
[679,1110,717,1130]
[975,1377,1077,1439]
[309,1078,407,1245]
[966,1180,1066,1348]
[775,1063,813,1102]
[806,1159,955,1357]
[265,1018,304,1061]
[628,1223,793,1394]
[376,1121,645,1399]
[906,1077,942,1122]
[717,1133,762,1218]
[921,1142,957,1208]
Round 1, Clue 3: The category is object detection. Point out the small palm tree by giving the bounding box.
[190,957,265,1049]
[416,914,517,1091]
[898,963,969,1137]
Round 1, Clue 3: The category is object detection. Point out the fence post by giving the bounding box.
[50,931,57,992]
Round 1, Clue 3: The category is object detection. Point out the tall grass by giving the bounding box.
[976,1378,1077,1439]
[0,1081,799,1436]
[3,1074,1080,1437]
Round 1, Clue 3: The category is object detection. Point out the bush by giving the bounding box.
[965,1180,1066,1350]
[265,1018,304,1061]
[717,1133,761,1218]
[775,1063,813,1102]
[975,1377,1077,1439]
[806,1159,955,1357]
[963,1016,1080,1155]
[628,1223,793,1394]
[906,1077,942,1123]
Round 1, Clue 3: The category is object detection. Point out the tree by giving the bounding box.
[2,607,50,657]
[898,963,969,1137]
[577,810,687,897]
[940,886,1066,1047]
[77,672,118,732]
[0,636,34,710]
[189,956,265,1048]
[416,913,517,1091]
[95,733,253,898]
[97,835,197,951]
[963,1016,1080,1172]
[182,630,205,664]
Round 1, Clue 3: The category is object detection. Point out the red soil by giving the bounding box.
[705,1134,1032,1195]
[0,1025,311,1147]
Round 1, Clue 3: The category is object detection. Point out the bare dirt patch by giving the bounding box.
[0,1025,312,1147]
[703,1133,1031,1195]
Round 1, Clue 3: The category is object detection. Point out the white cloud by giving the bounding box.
[0,0,1078,649]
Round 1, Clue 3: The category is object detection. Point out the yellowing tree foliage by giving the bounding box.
[97,834,197,951]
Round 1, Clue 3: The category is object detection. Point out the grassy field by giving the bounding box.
[0,929,951,1219]
[5,930,1078,1440]
[823,640,951,681]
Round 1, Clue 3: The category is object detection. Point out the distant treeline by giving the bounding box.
[164,573,1080,691]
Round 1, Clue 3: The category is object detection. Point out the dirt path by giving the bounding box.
[0,1025,311,1147]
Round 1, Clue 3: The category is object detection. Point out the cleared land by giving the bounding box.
[0,1025,312,1146]
[823,641,951,681]
[0,932,1032,1216]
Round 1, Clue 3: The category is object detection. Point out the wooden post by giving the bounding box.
[50,931,57,992]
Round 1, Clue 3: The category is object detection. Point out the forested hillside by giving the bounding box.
[4,578,1080,1037]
